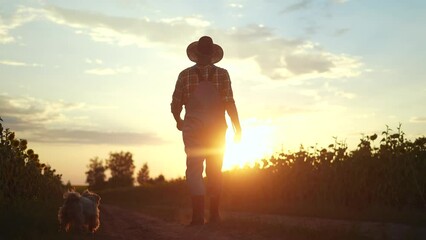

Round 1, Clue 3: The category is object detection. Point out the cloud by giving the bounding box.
[273,105,315,116]
[6,5,363,81]
[0,94,164,145]
[31,128,165,145]
[280,0,313,14]
[40,6,363,80]
[215,25,363,80]
[0,7,42,44]
[160,16,210,28]
[85,66,131,75]
[42,6,201,47]
[300,89,323,101]
[0,60,43,67]
[0,94,84,127]
[335,90,356,99]
[85,58,103,64]
[83,58,134,76]
[1,115,44,131]
[410,117,426,123]
[229,3,244,8]
[322,81,356,99]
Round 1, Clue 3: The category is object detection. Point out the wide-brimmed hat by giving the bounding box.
[186,36,223,64]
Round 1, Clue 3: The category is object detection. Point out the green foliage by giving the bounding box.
[89,155,166,189]
[85,157,107,190]
[136,162,167,186]
[223,125,426,222]
[0,199,67,240]
[153,174,166,184]
[137,162,150,185]
[0,118,64,201]
[107,151,135,188]
[0,118,66,239]
[101,125,426,226]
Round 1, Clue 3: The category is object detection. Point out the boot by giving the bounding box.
[189,195,205,226]
[209,195,221,223]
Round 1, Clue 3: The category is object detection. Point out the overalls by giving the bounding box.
[183,67,227,196]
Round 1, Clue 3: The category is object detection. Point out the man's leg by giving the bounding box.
[184,129,206,225]
[205,144,225,223]
[185,149,206,225]
[185,148,205,196]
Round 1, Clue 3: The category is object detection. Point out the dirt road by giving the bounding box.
[95,204,426,240]
[96,205,232,240]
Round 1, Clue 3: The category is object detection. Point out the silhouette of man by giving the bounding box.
[171,36,241,225]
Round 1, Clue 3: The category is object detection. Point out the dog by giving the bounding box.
[58,189,101,234]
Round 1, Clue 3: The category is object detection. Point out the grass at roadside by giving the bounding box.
[0,199,75,240]
[0,188,97,240]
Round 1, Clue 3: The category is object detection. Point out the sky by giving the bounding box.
[1,0,425,185]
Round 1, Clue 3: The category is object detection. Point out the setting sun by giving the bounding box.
[223,121,274,170]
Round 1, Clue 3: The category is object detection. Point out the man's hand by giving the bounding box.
[176,119,184,131]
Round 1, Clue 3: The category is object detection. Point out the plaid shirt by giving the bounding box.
[171,64,235,115]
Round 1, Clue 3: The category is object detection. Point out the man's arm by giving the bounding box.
[222,70,241,142]
[171,75,184,131]
[172,108,184,131]
[226,102,241,142]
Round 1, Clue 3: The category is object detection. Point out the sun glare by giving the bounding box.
[223,123,274,170]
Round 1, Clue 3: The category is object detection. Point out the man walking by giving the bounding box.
[171,36,241,225]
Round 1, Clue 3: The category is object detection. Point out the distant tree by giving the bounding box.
[85,157,107,190]
[65,180,73,190]
[107,151,135,188]
[136,163,150,185]
[153,174,166,184]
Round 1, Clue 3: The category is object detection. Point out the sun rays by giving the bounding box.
[223,122,274,170]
